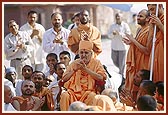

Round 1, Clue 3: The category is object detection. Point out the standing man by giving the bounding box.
[108,13,131,78]
[147,4,164,83]
[4,20,34,79]
[68,10,102,58]
[43,12,71,57]
[11,80,43,111]
[123,9,151,91]
[68,12,81,30]
[20,10,46,72]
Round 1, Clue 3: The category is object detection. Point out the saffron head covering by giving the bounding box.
[79,40,93,51]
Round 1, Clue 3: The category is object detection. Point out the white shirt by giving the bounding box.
[20,22,46,64]
[15,79,23,96]
[4,103,17,111]
[45,71,58,80]
[42,27,70,56]
[48,79,60,110]
[108,21,131,51]
[4,31,34,60]
[68,23,78,30]
[4,78,16,96]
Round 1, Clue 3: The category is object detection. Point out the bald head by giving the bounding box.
[139,9,150,17]
[137,9,150,26]
[4,85,13,103]
[21,80,35,96]
[68,101,87,111]
[79,10,90,24]
[101,88,118,102]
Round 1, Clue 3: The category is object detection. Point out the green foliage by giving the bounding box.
[63,19,72,29]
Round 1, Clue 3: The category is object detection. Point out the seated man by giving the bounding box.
[137,95,157,111]
[59,40,106,111]
[31,71,55,111]
[155,81,164,111]
[11,80,44,111]
[68,101,87,111]
[4,85,16,111]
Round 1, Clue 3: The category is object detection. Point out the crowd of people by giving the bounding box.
[3,4,164,112]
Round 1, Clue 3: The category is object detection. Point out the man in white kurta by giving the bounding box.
[20,10,46,72]
[43,13,71,57]
[4,20,34,79]
[108,13,131,78]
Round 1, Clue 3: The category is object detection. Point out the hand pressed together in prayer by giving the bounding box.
[53,38,63,44]
[73,59,87,72]
[16,43,24,48]
[119,89,136,108]
[112,30,119,35]
[16,43,26,51]
[32,29,40,36]
[39,96,46,109]
[53,33,63,44]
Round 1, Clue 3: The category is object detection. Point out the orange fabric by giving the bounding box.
[115,102,133,111]
[92,95,117,111]
[33,87,54,111]
[79,40,93,51]
[148,14,164,83]
[60,58,106,111]
[125,26,150,91]
[131,85,139,101]
[68,23,102,57]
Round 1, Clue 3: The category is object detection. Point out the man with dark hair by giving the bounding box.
[68,10,102,58]
[68,12,81,30]
[59,51,71,68]
[131,69,150,101]
[15,65,34,96]
[12,80,43,111]
[155,81,164,110]
[20,10,46,72]
[136,80,156,100]
[31,71,54,111]
[48,62,66,110]
[137,95,157,111]
[4,20,34,79]
[124,9,151,91]
[120,80,156,109]
[43,12,71,57]
[108,12,131,79]
[45,53,58,83]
